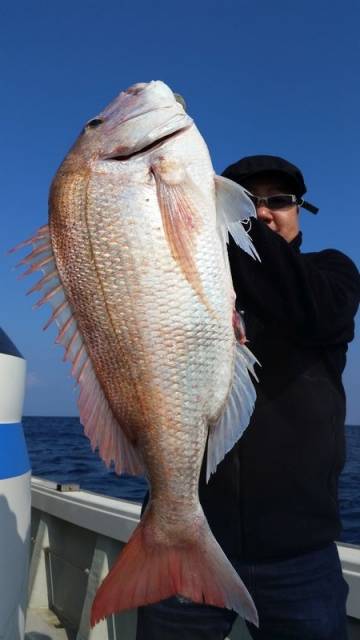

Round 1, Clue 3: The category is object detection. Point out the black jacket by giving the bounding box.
[199,219,360,562]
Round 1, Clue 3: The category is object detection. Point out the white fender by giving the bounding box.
[0,329,29,640]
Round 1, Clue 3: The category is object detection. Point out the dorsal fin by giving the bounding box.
[12,225,144,476]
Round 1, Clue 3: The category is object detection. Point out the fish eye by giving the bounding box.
[126,83,147,96]
[85,118,104,129]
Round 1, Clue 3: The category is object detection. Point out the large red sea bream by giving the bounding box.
[13,81,260,626]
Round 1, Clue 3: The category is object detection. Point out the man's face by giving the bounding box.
[243,174,300,243]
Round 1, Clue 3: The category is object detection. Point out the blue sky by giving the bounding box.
[1,0,359,420]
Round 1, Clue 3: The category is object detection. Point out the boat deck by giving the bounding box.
[25,478,360,640]
[26,608,76,639]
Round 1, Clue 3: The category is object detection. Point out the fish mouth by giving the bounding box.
[105,125,192,162]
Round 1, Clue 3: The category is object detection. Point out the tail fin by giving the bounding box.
[90,508,258,627]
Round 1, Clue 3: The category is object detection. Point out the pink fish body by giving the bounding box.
[14,81,259,626]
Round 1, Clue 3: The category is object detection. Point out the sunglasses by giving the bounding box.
[245,191,302,211]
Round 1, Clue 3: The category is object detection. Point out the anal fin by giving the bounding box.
[207,342,259,481]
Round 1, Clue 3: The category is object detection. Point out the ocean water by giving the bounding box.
[23,416,360,545]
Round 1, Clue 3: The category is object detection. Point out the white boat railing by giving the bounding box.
[27,477,360,640]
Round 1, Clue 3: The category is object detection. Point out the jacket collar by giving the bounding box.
[290,231,302,253]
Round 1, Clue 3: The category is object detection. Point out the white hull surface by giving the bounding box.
[0,472,31,640]
[26,477,360,639]
[0,341,29,640]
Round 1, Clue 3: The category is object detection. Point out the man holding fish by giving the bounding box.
[137,155,360,639]
[14,81,360,639]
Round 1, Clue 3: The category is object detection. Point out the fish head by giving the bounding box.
[70,81,193,163]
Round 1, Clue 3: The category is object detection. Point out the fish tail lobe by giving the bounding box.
[90,508,258,627]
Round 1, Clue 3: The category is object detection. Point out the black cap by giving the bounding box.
[222,155,319,214]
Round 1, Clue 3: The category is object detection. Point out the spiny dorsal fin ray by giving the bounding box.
[12,224,144,476]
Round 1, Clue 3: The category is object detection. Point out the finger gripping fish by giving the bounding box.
[13,81,260,627]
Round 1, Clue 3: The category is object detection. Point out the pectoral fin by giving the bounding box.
[152,161,211,310]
